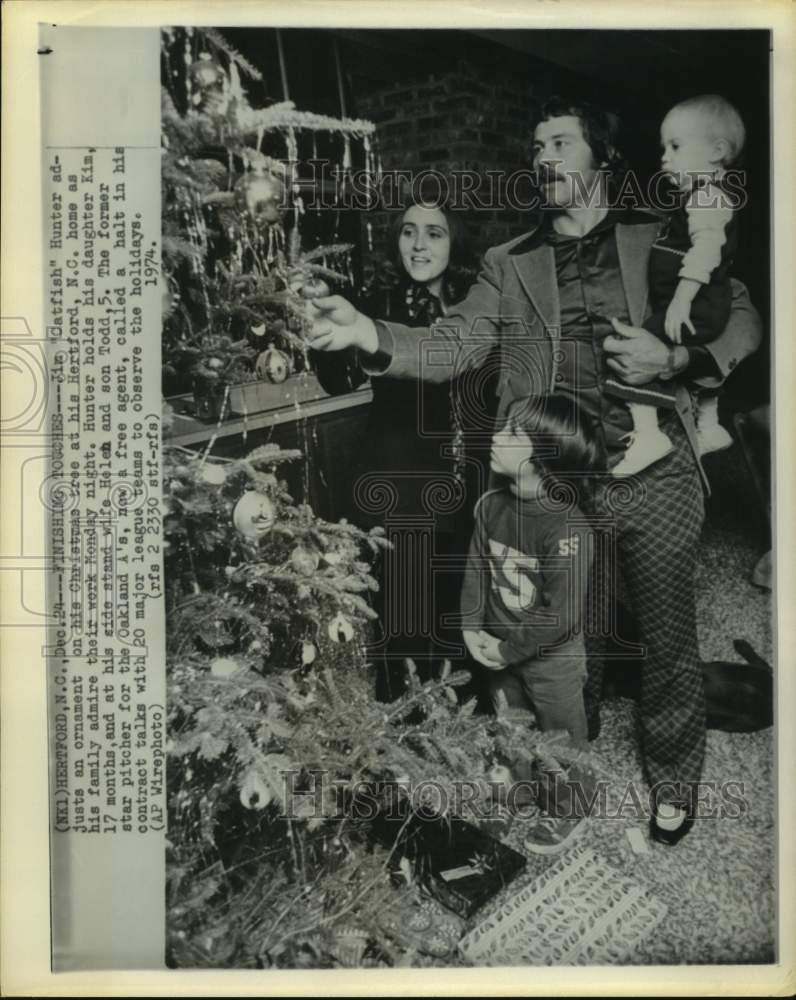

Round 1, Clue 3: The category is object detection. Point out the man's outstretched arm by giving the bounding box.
[308,247,507,384]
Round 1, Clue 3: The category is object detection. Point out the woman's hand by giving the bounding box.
[463,629,506,670]
[307,296,379,354]
[604,317,687,384]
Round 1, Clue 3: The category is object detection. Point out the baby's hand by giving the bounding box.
[664,298,696,344]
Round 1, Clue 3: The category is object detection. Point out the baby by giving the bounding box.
[607,94,745,476]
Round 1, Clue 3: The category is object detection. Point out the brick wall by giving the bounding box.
[356,62,537,261]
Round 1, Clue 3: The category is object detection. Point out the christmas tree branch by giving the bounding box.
[236,102,376,137]
[259,812,415,958]
[197,27,263,81]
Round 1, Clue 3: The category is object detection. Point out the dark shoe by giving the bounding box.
[650,812,694,846]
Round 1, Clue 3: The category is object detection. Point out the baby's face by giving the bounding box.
[660,109,723,191]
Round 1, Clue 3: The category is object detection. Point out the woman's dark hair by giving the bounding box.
[531,96,628,188]
[388,194,478,305]
[506,394,603,487]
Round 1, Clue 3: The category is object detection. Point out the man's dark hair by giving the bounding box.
[532,96,628,184]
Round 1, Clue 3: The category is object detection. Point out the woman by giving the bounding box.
[315,198,488,701]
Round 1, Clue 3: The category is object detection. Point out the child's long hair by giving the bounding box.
[506,394,602,501]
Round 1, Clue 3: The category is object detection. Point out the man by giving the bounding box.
[309,98,762,844]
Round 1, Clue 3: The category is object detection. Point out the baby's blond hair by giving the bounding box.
[669,94,746,166]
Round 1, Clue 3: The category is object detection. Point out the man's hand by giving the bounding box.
[306,295,379,355]
[463,629,506,671]
[604,317,687,384]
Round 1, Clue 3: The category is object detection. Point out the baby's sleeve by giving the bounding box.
[679,186,734,285]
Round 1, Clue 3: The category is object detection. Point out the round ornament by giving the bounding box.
[291,545,320,576]
[233,491,275,540]
[198,618,235,651]
[239,769,272,810]
[195,394,219,421]
[255,344,291,384]
[328,612,354,643]
[486,764,513,800]
[200,463,227,485]
[188,54,228,114]
[250,322,266,338]
[189,53,225,90]
[300,277,330,300]
[210,656,244,679]
[323,539,356,567]
[236,169,285,225]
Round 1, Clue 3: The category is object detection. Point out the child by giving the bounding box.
[607,94,745,476]
[460,394,599,746]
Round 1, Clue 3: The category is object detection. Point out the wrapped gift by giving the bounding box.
[373,800,526,918]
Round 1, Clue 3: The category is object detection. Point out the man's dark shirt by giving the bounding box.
[541,210,635,458]
[515,208,715,466]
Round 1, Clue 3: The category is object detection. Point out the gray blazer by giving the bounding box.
[366,219,763,490]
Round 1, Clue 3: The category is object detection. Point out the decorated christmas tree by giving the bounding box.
[161,438,537,968]
[160,26,378,414]
[161,27,601,969]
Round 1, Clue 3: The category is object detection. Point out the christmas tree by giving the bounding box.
[161,27,599,969]
[160,26,377,412]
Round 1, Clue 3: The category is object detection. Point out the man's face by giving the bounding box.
[532,115,601,209]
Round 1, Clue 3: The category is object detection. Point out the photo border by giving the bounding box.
[2,0,793,995]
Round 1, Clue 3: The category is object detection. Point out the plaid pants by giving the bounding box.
[584,421,706,809]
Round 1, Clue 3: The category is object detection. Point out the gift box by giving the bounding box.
[372,797,527,919]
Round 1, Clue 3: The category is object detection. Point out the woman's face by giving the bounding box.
[398,205,451,290]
